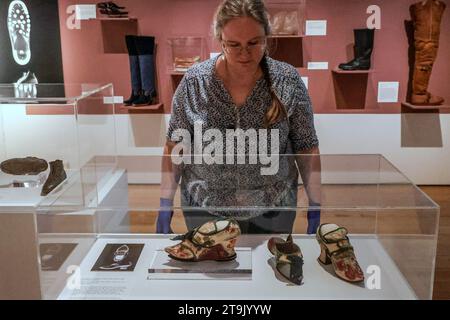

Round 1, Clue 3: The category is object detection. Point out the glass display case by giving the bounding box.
[2,154,438,300]
[266,0,306,36]
[0,83,118,210]
[167,37,205,73]
[0,83,126,299]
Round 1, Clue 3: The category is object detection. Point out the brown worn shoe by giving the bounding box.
[268,234,304,285]
[41,160,67,196]
[411,92,444,106]
[1,156,48,175]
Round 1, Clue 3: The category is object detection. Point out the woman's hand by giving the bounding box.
[156,198,174,234]
[306,204,321,234]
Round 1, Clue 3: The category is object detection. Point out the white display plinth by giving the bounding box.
[148,248,252,280]
[56,235,417,300]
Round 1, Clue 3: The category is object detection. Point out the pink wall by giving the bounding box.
[58,0,450,114]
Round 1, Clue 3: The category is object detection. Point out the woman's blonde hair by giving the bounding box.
[213,0,288,128]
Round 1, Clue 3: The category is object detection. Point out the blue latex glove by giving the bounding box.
[307,207,321,235]
[156,198,174,234]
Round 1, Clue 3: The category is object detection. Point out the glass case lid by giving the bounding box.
[0,83,113,104]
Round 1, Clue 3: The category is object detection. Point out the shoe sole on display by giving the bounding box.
[8,0,31,66]
[167,252,237,263]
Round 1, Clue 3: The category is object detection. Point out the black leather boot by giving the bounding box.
[339,29,375,70]
[132,92,155,106]
[41,160,67,196]
[123,91,141,106]
[133,36,157,106]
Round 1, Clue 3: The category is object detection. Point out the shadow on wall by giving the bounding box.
[401,15,443,148]
[129,114,168,147]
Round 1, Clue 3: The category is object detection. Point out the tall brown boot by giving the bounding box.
[411,40,444,105]
[410,0,446,105]
[41,160,67,196]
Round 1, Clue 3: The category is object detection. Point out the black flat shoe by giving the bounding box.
[132,93,156,106]
[123,91,140,106]
[106,2,126,10]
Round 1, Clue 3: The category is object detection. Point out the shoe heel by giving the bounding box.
[215,238,237,261]
[318,243,332,265]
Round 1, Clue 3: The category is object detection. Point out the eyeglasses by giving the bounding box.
[222,37,267,55]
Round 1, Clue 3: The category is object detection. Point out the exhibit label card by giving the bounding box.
[308,62,329,70]
[377,82,399,103]
[210,52,221,59]
[301,77,309,89]
[103,96,124,104]
[305,20,327,36]
[75,5,97,20]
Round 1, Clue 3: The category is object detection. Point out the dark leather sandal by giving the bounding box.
[268,234,304,285]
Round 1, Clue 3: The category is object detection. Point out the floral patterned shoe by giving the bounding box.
[268,234,304,285]
[165,218,241,262]
[316,223,364,283]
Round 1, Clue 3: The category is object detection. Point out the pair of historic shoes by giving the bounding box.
[165,218,241,262]
[268,223,364,285]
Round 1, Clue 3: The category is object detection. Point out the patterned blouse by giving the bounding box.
[167,54,319,219]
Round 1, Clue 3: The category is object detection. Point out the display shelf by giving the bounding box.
[169,71,186,76]
[332,69,370,110]
[328,109,380,114]
[98,17,137,21]
[170,72,185,92]
[54,235,418,300]
[268,36,303,67]
[401,102,450,110]
[116,103,164,114]
[268,35,305,39]
[332,69,373,74]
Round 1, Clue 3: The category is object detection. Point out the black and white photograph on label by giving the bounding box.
[39,243,77,272]
[91,244,144,272]
[0,0,64,98]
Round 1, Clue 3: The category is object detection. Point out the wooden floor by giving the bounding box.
[420,186,450,300]
[127,185,450,300]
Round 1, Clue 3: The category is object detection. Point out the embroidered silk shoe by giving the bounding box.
[316,223,364,283]
[165,218,241,262]
[268,234,304,285]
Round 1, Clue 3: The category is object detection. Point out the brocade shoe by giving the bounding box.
[316,223,364,283]
[165,218,241,262]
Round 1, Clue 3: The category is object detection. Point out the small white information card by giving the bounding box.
[377,82,399,103]
[306,20,327,36]
[75,5,97,20]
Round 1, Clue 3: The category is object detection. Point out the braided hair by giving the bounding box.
[260,53,288,128]
[213,0,288,128]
